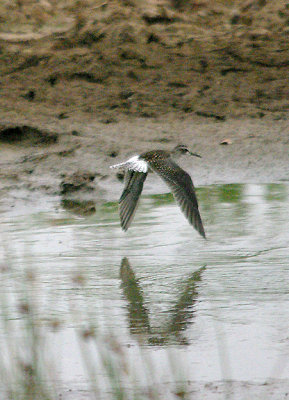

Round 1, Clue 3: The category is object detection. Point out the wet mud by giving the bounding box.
[0,0,288,202]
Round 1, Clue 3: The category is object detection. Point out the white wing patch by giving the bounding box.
[110,155,148,173]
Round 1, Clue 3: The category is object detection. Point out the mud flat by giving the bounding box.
[0,0,288,202]
[0,115,288,205]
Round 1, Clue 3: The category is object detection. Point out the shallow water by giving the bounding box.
[0,183,289,397]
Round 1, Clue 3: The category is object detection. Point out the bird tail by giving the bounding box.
[110,156,148,173]
[110,161,128,170]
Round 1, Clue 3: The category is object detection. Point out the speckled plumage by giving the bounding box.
[110,145,206,238]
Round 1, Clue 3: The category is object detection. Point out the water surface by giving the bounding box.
[0,184,289,397]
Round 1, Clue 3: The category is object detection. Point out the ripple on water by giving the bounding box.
[0,183,289,389]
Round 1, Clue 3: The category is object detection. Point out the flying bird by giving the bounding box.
[110,144,206,238]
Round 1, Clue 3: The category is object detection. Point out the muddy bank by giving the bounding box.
[0,117,288,205]
[0,0,288,203]
[0,0,288,121]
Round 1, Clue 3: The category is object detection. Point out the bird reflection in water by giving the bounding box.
[120,257,206,345]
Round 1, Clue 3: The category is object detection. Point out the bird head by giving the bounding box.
[172,144,202,159]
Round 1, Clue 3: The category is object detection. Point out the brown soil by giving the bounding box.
[0,0,288,201]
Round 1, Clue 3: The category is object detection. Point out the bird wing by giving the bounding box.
[149,158,206,238]
[119,170,148,231]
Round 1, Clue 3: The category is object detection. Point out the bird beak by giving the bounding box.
[189,151,202,158]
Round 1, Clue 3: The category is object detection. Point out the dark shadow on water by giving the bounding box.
[61,199,96,216]
[120,257,206,346]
